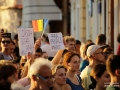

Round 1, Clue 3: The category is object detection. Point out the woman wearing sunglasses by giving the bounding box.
[52,64,67,90]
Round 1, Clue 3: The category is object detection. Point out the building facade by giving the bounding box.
[70,0,120,53]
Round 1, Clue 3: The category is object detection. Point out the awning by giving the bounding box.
[21,0,62,28]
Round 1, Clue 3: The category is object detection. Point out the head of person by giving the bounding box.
[29,58,53,88]
[106,55,120,80]
[41,34,48,45]
[34,48,42,59]
[87,45,105,63]
[86,39,93,44]
[89,64,110,90]
[80,42,95,60]
[62,52,80,72]
[12,46,20,59]
[12,59,20,74]
[0,64,18,84]
[64,36,76,52]
[75,40,81,51]
[96,34,106,46]
[41,51,48,59]
[103,47,114,60]
[9,41,15,55]
[1,33,11,50]
[52,64,66,86]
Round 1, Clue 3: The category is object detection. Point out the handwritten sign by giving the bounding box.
[47,33,65,51]
[18,28,34,56]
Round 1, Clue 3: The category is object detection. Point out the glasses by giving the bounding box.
[36,74,53,81]
[95,52,104,55]
[1,40,11,44]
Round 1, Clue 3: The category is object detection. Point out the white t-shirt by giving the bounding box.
[41,44,57,57]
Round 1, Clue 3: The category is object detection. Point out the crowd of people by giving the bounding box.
[0,30,120,90]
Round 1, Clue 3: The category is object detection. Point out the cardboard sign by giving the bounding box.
[18,28,34,56]
[47,33,65,51]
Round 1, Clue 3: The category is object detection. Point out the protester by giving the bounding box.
[103,47,114,60]
[51,36,76,65]
[0,33,12,60]
[12,46,20,60]
[75,40,81,55]
[86,39,93,44]
[13,34,19,47]
[96,34,106,46]
[41,51,48,59]
[0,62,18,90]
[52,64,66,90]
[28,58,53,90]
[117,33,120,55]
[80,45,105,90]
[33,47,42,59]
[89,64,110,90]
[9,41,15,59]
[80,42,95,72]
[106,55,120,90]
[62,52,84,90]
[41,34,57,57]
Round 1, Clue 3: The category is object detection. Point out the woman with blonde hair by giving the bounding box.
[52,64,67,90]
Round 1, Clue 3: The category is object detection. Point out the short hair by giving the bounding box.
[29,58,52,77]
[14,34,18,41]
[96,34,106,45]
[36,47,42,53]
[42,34,49,42]
[103,47,114,54]
[89,64,107,89]
[11,40,15,45]
[13,46,20,58]
[76,40,81,45]
[86,39,93,44]
[62,52,80,69]
[0,64,17,80]
[106,55,120,76]
[64,36,76,43]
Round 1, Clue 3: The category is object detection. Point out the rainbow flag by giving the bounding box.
[32,19,49,32]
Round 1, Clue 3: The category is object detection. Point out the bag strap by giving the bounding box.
[76,74,82,85]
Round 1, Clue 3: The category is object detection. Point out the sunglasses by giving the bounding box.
[1,40,11,44]
[36,74,53,81]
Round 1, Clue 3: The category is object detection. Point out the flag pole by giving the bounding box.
[40,29,45,38]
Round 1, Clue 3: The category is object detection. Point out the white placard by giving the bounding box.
[47,33,65,51]
[18,28,34,56]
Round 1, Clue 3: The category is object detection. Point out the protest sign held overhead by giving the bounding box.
[18,28,34,56]
[47,33,65,51]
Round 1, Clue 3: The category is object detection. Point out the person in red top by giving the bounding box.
[117,33,120,55]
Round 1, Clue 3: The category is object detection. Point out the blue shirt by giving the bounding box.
[66,75,84,90]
